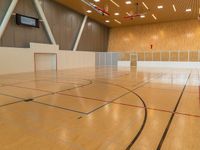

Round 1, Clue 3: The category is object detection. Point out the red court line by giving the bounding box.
[56,93,200,118]
[2,77,200,119]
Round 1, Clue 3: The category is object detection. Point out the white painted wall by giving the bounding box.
[35,53,57,71]
[0,43,95,75]
[117,61,131,67]
[137,61,200,69]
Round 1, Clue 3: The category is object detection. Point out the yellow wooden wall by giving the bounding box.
[108,19,200,51]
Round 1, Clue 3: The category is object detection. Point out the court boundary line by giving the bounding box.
[54,92,200,118]
[156,72,191,150]
[1,71,200,150]
[33,101,88,114]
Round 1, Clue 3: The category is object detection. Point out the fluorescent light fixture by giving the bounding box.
[105,20,110,23]
[172,4,176,12]
[114,12,120,16]
[94,0,100,2]
[157,5,163,9]
[125,1,132,5]
[186,8,191,12]
[86,10,92,13]
[142,2,149,10]
[140,15,145,18]
[114,19,121,24]
[110,0,120,7]
[152,14,157,20]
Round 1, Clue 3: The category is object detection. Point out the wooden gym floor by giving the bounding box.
[0,67,199,150]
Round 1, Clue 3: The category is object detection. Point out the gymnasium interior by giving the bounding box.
[0,0,200,149]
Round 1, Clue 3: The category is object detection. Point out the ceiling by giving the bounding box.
[55,0,200,27]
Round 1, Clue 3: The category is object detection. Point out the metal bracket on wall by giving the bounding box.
[33,0,56,45]
[0,0,19,39]
[0,0,56,45]
[73,15,88,51]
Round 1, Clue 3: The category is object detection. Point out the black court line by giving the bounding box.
[94,73,164,149]
[0,100,25,108]
[86,91,130,114]
[0,92,25,99]
[125,91,147,150]
[132,74,163,91]
[57,91,200,119]
[31,93,55,99]
[156,72,191,150]
[56,79,93,93]
[32,101,88,115]
[95,81,149,150]
[5,78,91,93]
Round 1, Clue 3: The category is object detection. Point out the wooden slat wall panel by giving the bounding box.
[138,52,145,61]
[161,52,169,61]
[179,52,188,61]
[119,53,130,61]
[145,53,152,61]
[77,18,109,52]
[0,0,109,51]
[0,0,13,46]
[171,52,179,61]
[108,20,200,51]
[0,0,50,48]
[153,52,160,61]
[131,55,137,66]
[43,0,83,50]
[189,51,198,62]
[0,0,12,23]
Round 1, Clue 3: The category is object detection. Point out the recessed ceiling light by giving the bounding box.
[157,5,163,9]
[172,4,176,12]
[86,10,92,13]
[186,8,191,12]
[152,14,157,20]
[94,0,100,2]
[125,1,132,5]
[114,12,120,16]
[105,20,110,23]
[114,19,121,24]
[142,2,149,10]
[140,15,145,18]
[126,12,131,16]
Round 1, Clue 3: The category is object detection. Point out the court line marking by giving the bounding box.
[0,92,25,99]
[32,72,200,118]
[0,70,197,149]
[2,79,92,93]
[94,73,162,149]
[56,79,93,93]
[32,101,88,114]
[156,72,191,150]
[6,79,93,94]
[1,74,199,118]
[0,72,197,148]
[56,92,200,118]
[86,91,131,114]
[7,85,54,93]
[0,92,54,108]
[125,91,147,150]
[0,100,25,108]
